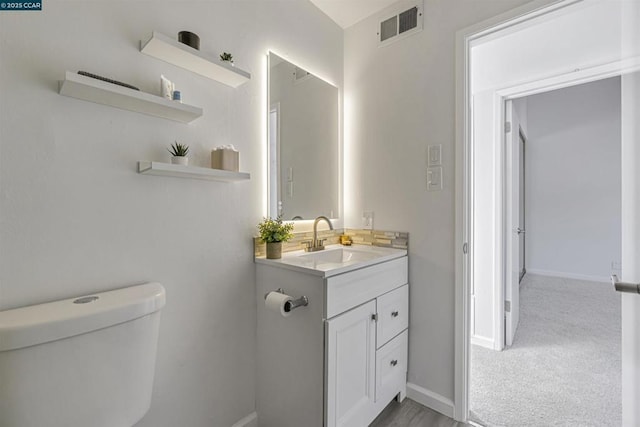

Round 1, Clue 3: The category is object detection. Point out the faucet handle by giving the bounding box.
[301,240,313,251]
[317,239,326,249]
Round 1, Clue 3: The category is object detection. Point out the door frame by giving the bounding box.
[454,0,640,421]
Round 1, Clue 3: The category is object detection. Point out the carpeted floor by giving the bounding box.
[469,274,621,427]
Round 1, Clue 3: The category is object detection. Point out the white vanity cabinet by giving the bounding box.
[255,248,408,427]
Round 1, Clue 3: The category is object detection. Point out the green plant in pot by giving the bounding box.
[219,52,234,65]
[168,141,189,166]
[258,216,294,259]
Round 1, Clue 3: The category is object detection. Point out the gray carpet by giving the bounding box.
[469,274,621,427]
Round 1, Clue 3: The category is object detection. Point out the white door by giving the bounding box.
[518,132,526,282]
[325,301,376,427]
[620,71,640,427]
[505,100,523,347]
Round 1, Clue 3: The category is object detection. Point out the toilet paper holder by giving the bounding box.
[265,288,309,313]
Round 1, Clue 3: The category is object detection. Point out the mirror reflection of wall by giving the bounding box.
[268,52,339,221]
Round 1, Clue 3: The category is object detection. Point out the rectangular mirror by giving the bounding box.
[268,52,339,221]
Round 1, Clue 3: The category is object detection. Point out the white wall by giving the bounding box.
[471,1,626,93]
[525,77,621,281]
[470,90,499,348]
[470,95,528,349]
[0,2,342,426]
[344,0,534,409]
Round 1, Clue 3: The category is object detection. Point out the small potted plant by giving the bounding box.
[168,141,189,166]
[258,216,294,259]
[219,52,234,66]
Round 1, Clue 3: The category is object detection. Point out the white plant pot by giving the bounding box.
[171,156,188,166]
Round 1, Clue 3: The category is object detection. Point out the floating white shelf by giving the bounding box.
[58,71,203,123]
[138,161,250,182]
[140,31,251,88]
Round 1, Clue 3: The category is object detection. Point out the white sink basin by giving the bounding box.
[297,247,381,264]
[255,244,407,277]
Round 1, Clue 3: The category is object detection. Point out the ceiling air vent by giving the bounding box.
[399,7,418,34]
[380,16,398,42]
[378,2,423,47]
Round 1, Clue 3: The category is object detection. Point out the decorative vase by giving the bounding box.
[171,156,188,166]
[266,241,282,259]
[178,31,200,50]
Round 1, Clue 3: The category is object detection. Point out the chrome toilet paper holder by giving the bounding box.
[265,288,309,313]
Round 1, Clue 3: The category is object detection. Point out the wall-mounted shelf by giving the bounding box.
[140,31,251,88]
[138,161,250,182]
[59,71,203,123]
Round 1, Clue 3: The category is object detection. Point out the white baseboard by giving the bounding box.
[231,411,257,427]
[406,383,454,419]
[526,269,609,283]
[470,334,495,350]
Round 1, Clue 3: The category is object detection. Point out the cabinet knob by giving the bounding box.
[390,359,398,367]
[391,311,399,318]
[371,313,378,322]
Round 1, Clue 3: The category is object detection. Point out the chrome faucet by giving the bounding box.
[304,216,334,252]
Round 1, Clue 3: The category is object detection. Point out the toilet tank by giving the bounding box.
[0,282,166,427]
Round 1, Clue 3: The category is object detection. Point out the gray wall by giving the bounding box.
[525,77,622,281]
[0,2,342,426]
[344,0,534,406]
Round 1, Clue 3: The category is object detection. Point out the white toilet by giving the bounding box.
[0,282,166,427]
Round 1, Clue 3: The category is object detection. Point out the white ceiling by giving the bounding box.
[309,0,400,29]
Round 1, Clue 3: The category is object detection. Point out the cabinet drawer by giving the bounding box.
[375,330,408,403]
[326,257,408,319]
[376,285,408,348]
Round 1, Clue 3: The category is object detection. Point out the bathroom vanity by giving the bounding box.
[255,245,408,427]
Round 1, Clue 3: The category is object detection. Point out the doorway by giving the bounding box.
[454,0,640,424]
[470,78,623,426]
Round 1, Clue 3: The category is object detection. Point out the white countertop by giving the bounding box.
[255,244,407,278]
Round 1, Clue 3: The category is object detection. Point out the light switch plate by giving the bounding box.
[362,211,374,230]
[428,144,442,166]
[427,167,443,191]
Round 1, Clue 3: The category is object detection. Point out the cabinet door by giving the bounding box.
[325,301,376,427]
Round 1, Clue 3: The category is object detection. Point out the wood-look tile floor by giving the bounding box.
[370,398,472,427]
